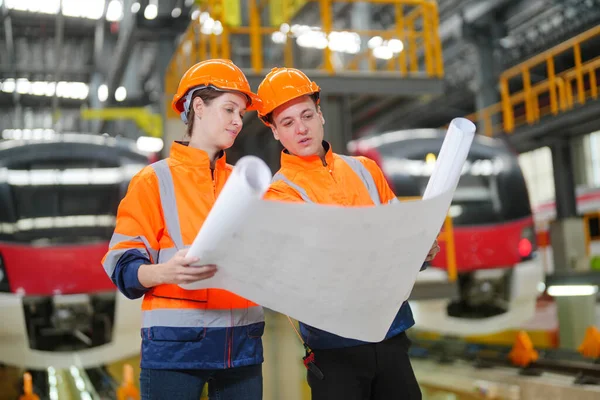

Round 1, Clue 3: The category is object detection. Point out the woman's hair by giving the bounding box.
[186,87,226,137]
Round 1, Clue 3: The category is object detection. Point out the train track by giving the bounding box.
[409,337,600,385]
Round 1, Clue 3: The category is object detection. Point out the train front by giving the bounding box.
[0,133,149,369]
[349,129,545,336]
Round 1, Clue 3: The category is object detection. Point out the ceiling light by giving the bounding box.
[144,4,158,20]
[115,86,127,102]
[547,285,598,297]
[106,0,123,22]
[98,84,108,102]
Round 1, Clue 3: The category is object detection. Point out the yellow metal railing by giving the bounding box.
[166,0,444,118]
[400,196,457,282]
[460,25,600,137]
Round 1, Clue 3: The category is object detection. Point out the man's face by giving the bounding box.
[270,95,325,157]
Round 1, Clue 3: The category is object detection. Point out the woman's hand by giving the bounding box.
[138,249,217,288]
[425,239,440,262]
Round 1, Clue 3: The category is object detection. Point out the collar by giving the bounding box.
[169,141,227,169]
[280,141,335,170]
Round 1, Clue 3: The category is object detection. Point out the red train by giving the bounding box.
[0,133,150,369]
[349,129,545,335]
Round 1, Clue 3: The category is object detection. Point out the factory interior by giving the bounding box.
[1,0,600,399]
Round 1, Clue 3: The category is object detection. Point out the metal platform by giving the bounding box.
[504,97,600,153]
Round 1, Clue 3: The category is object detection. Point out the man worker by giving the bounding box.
[258,67,440,400]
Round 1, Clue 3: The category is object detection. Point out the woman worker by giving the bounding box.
[102,59,265,400]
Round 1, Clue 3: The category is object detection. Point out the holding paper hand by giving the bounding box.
[137,249,217,287]
[425,239,441,262]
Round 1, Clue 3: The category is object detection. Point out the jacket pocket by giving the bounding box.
[147,326,207,342]
[247,322,265,339]
[152,285,208,303]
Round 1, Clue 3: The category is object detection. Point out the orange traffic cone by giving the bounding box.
[116,364,140,400]
[577,326,600,359]
[508,331,539,368]
[19,372,40,400]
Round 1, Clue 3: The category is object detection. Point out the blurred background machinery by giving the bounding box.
[1,0,600,399]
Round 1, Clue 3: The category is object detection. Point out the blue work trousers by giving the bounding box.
[140,364,262,400]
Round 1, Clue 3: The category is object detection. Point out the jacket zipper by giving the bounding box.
[211,168,217,197]
[321,158,335,181]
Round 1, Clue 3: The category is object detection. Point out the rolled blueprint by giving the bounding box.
[174,119,477,341]
[180,155,272,290]
[422,117,476,200]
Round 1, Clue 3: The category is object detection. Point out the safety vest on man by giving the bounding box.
[265,141,417,350]
[102,142,265,369]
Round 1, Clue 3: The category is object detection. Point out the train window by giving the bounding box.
[0,140,147,244]
[375,137,533,226]
[11,186,119,218]
[60,186,121,216]
[587,215,600,240]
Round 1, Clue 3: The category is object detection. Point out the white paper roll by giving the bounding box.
[422,117,476,200]
[180,155,272,290]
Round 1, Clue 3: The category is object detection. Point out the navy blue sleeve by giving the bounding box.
[111,249,152,299]
[420,262,428,271]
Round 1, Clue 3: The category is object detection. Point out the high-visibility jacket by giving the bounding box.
[102,142,264,370]
[264,141,418,350]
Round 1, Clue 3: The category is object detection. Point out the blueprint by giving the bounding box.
[182,118,476,342]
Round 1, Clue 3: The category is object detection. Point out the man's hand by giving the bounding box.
[425,239,440,262]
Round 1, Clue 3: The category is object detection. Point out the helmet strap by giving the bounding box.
[180,85,208,124]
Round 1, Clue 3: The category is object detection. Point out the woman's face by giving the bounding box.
[190,92,247,151]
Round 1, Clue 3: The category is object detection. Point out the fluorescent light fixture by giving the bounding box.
[136,136,164,153]
[144,4,157,20]
[547,285,598,297]
[115,86,127,102]
[106,0,123,22]
[5,0,105,19]
[97,84,108,102]
[1,79,89,100]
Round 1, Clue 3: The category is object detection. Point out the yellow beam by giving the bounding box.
[80,107,163,138]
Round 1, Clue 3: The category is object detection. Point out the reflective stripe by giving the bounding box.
[273,156,384,205]
[271,173,314,203]
[109,233,158,262]
[103,247,152,276]
[151,160,184,249]
[157,247,178,264]
[338,155,381,205]
[142,306,265,328]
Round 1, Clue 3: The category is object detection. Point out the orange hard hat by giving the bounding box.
[256,67,320,125]
[171,59,261,123]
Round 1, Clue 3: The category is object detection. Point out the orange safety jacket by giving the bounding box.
[102,142,264,369]
[264,141,417,349]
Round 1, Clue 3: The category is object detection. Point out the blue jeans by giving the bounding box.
[140,364,262,400]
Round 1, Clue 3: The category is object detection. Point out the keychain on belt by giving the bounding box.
[287,316,324,380]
